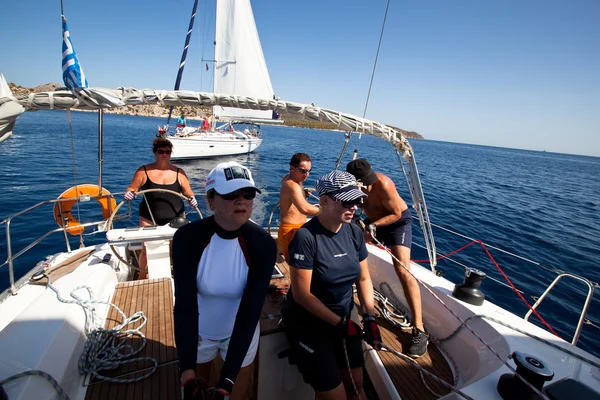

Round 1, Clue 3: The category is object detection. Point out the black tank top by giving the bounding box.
[139,166,185,225]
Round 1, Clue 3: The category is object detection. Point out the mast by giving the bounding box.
[166,0,200,127]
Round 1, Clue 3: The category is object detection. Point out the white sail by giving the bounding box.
[0,73,12,98]
[0,73,25,143]
[213,0,274,120]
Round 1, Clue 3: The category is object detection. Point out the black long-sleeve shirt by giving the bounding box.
[172,216,277,387]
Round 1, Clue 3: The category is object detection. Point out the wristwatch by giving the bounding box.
[362,314,376,323]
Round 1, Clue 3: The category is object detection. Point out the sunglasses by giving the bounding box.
[340,199,362,209]
[218,188,257,201]
[293,165,311,174]
[326,196,361,209]
[156,149,172,155]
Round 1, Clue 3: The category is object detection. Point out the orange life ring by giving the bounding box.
[53,184,117,235]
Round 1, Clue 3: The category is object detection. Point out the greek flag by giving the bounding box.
[61,16,88,90]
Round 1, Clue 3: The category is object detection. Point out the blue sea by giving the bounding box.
[1,110,599,358]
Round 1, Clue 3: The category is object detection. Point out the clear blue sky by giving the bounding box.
[1,0,599,156]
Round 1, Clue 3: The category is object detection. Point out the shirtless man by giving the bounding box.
[346,158,428,358]
[278,153,320,261]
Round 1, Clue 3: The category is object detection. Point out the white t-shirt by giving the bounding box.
[197,233,249,339]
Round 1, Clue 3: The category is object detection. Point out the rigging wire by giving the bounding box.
[66,109,84,249]
[369,238,551,400]
[353,0,392,159]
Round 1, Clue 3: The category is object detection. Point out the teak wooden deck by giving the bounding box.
[351,291,454,400]
[84,256,289,400]
[85,278,181,400]
[84,250,453,399]
[373,317,454,399]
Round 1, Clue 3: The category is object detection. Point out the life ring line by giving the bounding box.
[53,184,117,235]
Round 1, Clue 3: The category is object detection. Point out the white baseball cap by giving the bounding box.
[205,161,261,195]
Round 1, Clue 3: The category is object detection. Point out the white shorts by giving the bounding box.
[197,324,260,367]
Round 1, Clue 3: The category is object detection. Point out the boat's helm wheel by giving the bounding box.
[106,189,202,273]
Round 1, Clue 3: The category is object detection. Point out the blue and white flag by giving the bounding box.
[61,16,88,90]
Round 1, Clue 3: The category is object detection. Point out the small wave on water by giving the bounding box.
[1,111,599,357]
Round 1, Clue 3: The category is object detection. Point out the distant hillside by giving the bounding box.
[9,82,424,139]
[281,118,424,140]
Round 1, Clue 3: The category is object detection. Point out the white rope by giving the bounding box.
[43,275,158,384]
[0,370,70,399]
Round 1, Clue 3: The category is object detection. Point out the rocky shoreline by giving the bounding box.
[8,82,423,139]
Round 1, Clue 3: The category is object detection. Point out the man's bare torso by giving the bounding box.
[280,177,308,225]
[362,172,408,222]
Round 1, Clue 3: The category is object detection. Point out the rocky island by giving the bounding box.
[8,82,423,139]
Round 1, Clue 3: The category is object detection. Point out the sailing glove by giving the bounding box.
[124,190,136,201]
[336,316,363,338]
[182,378,203,400]
[188,196,198,208]
[362,314,382,349]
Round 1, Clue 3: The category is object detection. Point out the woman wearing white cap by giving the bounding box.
[283,170,382,400]
[172,161,277,400]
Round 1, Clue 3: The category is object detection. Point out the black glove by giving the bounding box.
[336,316,363,338]
[362,314,382,349]
[182,378,203,400]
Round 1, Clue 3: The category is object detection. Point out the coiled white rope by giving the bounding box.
[43,275,158,384]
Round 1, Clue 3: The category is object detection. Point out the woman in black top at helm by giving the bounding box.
[123,137,197,276]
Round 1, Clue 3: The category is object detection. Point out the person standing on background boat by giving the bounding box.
[283,170,381,400]
[202,115,209,133]
[278,153,320,261]
[173,161,277,400]
[177,113,187,129]
[123,137,197,277]
[346,158,428,358]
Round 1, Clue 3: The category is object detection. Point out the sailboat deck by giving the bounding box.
[83,251,453,400]
[371,317,454,399]
[84,278,181,400]
[83,258,286,400]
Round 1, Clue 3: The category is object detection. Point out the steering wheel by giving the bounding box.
[106,188,203,272]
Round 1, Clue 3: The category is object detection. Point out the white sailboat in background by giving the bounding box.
[168,0,278,160]
[0,73,25,144]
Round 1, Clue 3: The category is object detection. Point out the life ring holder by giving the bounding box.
[53,184,117,236]
[106,188,202,272]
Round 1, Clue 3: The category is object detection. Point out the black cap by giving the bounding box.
[346,158,379,186]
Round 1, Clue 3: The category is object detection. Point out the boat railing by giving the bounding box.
[524,273,595,345]
[411,219,598,345]
[0,193,132,296]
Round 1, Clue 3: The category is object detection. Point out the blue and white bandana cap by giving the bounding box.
[315,170,367,202]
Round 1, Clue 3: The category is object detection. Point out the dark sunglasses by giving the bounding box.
[218,188,257,201]
[156,149,172,155]
[338,198,362,209]
[293,165,311,174]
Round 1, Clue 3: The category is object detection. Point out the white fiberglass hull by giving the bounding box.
[169,133,263,160]
[363,243,600,400]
